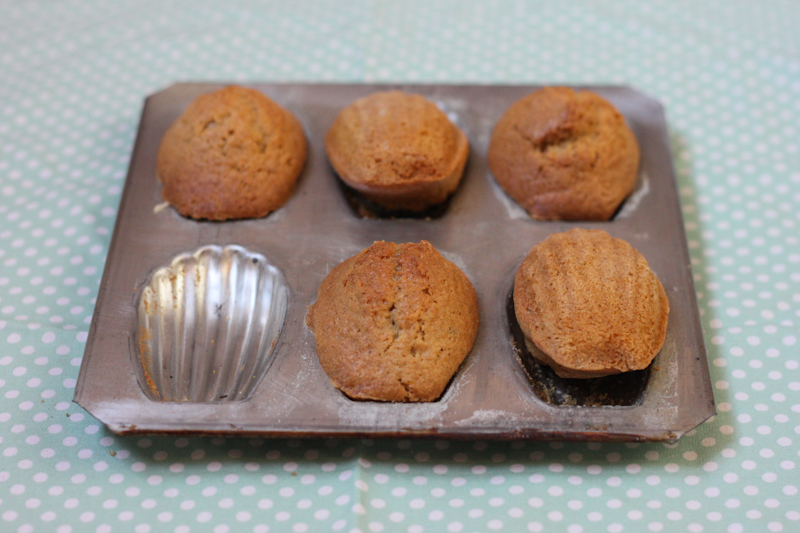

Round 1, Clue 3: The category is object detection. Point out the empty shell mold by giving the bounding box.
[135,245,288,402]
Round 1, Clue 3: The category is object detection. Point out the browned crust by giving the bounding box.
[305,241,479,402]
[157,85,308,220]
[325,91,469,211]
[488,87,639,221]
[514,229,669,378]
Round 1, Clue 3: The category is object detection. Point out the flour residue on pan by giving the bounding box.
[439,249,476,289]
[615,172,651,219]
[432,96,469,135]
[454,409,522,427]
[337,399,449,428]
[488,173,530,220]
[489,171,651,222]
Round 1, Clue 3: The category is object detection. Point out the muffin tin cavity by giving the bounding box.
[75,83,714,441]
[135,245,288,402]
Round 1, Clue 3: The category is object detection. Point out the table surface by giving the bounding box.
[1,1,799,532]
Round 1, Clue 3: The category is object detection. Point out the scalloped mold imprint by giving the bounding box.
[135,245,289,402]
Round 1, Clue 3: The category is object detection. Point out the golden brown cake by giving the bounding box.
[488,87,639,221]
[514,228,669,378]
[325,91,469,212]
[156,85,307,220]
[305,241,479,402]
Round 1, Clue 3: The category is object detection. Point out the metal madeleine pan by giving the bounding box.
[74,83,715,441]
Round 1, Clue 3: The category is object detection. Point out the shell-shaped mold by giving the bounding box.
[135,245,289,402]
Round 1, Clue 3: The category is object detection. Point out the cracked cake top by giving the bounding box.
[305,240,479,402]
[488,86,639,221]
[156,85,307,220]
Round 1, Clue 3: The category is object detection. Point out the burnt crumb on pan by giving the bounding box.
[335,174,453,220]
[137,325,160,399]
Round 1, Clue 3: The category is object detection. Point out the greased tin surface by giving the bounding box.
[74,83,714,441]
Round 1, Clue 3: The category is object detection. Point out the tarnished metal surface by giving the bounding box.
[74,83,715,441]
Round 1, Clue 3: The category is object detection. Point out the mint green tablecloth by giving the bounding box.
[1,1,799,531]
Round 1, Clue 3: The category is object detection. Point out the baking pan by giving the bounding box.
[74,83,715,441]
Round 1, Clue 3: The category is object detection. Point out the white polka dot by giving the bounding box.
[528,497,543,508]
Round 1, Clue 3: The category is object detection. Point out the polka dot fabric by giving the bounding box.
[1,0,799,531]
